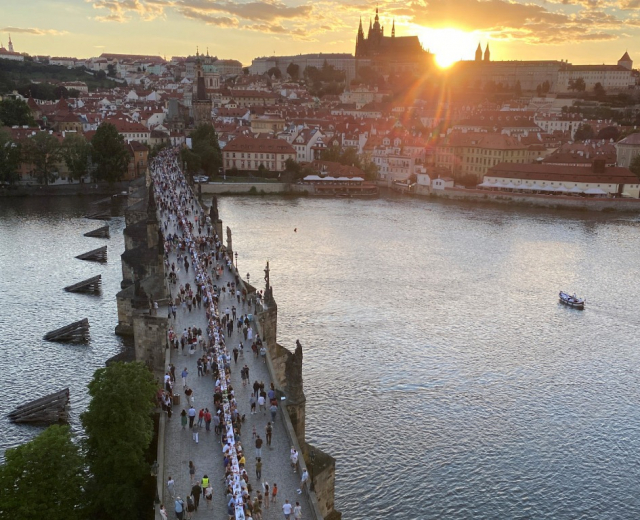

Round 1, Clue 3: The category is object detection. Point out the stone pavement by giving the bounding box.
[158,189,311,519]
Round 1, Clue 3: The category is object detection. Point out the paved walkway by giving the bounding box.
[156,169,311,519]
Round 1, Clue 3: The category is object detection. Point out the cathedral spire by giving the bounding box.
[8,34,13,53]
[392,19,395,37]
[484,43,490,62]
[475,43,482,62]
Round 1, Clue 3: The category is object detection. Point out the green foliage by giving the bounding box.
[21,131,63,185]
[514,80,522,97]
[319,145,378,180]
[0,129,21,184]
[0,97,35,127]
[81,362,157,520]
[629,154,640,178]
[594,82,606,99]
[303,63,346,97]
[286,62,300,80]
[0,425,86,520]
[62,133,91,180]
[568,77,586,92]
[91,123,129,183]
[0,60,117,94]
[574,123,594,141]
[267,67,282,79]
[16,82,77,101]
[107,64,117,77]
[188,123,222,176]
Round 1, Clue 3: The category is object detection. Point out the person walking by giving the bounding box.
[204,482,213,510]
[167,476,176,499]
[188,406,196,428]
[271,483,278,504]
[265,422,273,446]
[255,457,263,481]
[255,435,263,458]
[290,448,298,473]
[282,499,292,520]
[270,402,278,422]
[204,408,212,432]
[263,483,270,511]
[258,394,266,414]
[300,468,309,490]
[174,497,185,520]
[198,408,204,427]
[159,504,168,520]
[293,501,302,520]
[180,409,188,430]
[191,482,202,511]
[188,461,196,483]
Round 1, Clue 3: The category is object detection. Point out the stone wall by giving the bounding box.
[427,187,640,212]
[200,182,289,194]
[132,312,168,372]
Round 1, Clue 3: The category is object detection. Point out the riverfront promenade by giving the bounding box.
[155,162,310,519]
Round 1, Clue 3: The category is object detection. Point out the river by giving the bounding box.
[2,194,640,518]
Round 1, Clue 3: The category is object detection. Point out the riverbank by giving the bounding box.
[415,186,640,212]
[0,181,130,197]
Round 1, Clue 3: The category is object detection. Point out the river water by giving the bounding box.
[0,196,127,454]
[2,194,640,518]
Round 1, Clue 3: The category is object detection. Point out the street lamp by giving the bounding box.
[310,451,316,492]
[235,251,238,269]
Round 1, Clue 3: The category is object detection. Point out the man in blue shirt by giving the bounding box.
[174,496,184,520]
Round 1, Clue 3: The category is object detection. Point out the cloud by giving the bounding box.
[1,26,67,35]
[91,0,168,21]
[176,0,312,21]
[177,6,239,25]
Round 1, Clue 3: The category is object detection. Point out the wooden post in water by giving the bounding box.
[64,275,102,293]
[75,246,107,262]
[43,318,90,342]
[84,225,110,238]
[8,388,70,424]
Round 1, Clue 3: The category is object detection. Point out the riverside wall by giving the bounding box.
[200,181,288,194]
[416,186,640,212]
[115,173,340,519]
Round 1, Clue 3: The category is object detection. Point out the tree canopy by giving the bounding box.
[574,123,594,141]
[91,123,129,182]
[63,133,92,181]
[0,97,35,127]
[81,361,158,520]
[319,145,378,180]
[187,123,222,177]
[629,154,640,179]
[0,129,22,184]
[21,131,63,185]
[0,425,86,520]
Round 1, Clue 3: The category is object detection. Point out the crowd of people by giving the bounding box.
[151,149,306,520]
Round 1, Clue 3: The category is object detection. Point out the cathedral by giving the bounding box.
[355,9,432,72]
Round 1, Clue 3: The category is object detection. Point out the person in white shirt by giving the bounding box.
[282,499,293,519]
[293,502,302,520]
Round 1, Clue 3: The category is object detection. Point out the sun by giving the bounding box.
[417,27,483,69]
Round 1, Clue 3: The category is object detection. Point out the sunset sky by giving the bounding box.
[3,0,638,67]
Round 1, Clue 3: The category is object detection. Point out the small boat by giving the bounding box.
[559,291,585,310]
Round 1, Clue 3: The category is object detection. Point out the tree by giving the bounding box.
[514,80,522,97]
[81,362,157,520]
[0,97,35,127]
[0,129,22,184]
[286,62,300,80]
[21,131,63,185]
[189,123,222,177]
[91,123,129,183]
[107,64,117,77]
[568,77,586,92]
[574,123,594,141]
[594,82,606,98]
[62,133,91,181]
[96,70,107,80]
[542,80,551,93]
[0,425,86,520]
[629,154,640,179]
[267,67,282,79]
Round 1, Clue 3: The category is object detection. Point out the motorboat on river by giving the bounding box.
[559,291,585,310]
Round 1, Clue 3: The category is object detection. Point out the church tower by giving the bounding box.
[192,48,212,127]
[8,35,14,53]
[475,43,482,62]
[356,17,365,56]
[484,43,490,62]
[392,20,395,38]
[618,51,633,71]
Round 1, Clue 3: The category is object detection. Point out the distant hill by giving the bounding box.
[0,59,118,96]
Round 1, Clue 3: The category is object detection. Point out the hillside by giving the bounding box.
[0,60,118,95]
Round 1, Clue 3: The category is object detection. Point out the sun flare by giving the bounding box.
[417,27,484,69]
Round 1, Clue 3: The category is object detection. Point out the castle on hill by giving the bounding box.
[355,8,433,73]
